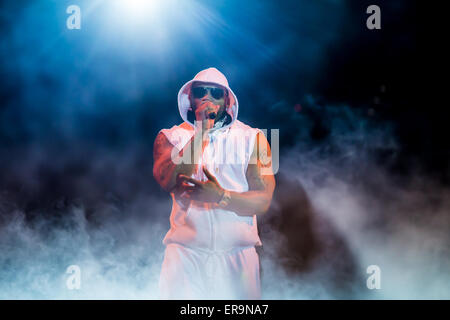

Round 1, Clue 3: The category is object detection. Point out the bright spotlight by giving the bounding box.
[106,0,168,27]
[99,0,214,53]
[117,0,160,19]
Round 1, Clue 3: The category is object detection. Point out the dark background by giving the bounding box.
[0,0,443,186]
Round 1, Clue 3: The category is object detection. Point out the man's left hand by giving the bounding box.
[177,166,225,203]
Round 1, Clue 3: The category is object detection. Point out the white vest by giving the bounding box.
[160,120,263,251]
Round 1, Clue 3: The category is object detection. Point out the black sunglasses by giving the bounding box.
[191,86,226,100]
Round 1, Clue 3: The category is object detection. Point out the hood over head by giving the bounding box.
[177,67,238,132]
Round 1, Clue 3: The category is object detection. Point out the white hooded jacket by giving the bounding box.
[159,68,263,251]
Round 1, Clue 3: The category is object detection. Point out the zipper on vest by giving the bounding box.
[202,136,215,251]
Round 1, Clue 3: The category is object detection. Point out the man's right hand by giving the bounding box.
[193,100,219,134]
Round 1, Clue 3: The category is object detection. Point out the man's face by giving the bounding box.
[190,82,228,121]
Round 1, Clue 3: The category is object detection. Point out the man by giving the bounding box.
[153,67,275,299]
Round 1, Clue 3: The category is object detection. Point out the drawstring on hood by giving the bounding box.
[177,67,239,133]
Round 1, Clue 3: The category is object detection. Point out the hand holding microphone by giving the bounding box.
[194,100,218,133]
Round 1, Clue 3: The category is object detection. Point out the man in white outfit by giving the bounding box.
[153,67,275,299]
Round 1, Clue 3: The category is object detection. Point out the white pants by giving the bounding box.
[158,243,261,299]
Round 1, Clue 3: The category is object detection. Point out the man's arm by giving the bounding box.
[222,131,276,216]
[153,129,208,192]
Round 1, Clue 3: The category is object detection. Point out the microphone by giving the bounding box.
[208,112,217,120]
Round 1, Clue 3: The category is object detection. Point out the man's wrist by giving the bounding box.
[217,189,232,208]
[215,188,224,202]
